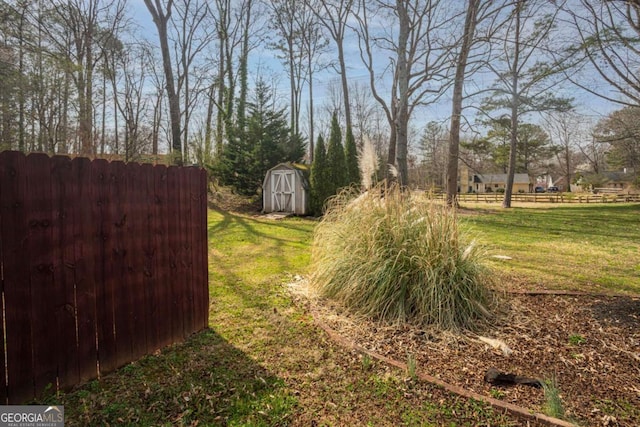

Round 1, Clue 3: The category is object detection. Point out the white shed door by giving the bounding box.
[271,170,295,212]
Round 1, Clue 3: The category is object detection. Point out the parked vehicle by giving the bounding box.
[534,186,545,193]
[547,186,559,193]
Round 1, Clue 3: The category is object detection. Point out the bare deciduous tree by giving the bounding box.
[446,0,500,206]
[268,0,306,136]
[144,0,182,163]
[306,0,355,134]
[481,0,572,207]
[566,0,640,107]
[355,0,457,186]
[49,0,127,156]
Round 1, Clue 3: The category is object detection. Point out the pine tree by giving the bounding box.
[344,127,360,187]
[326,112,346,194]
[310,135,330,215]
[216,79,305,195]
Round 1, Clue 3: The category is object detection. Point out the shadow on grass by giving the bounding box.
[50,329,294,426]
[466,204,640,242]
[207,206,313,239]
[206,208,313,312]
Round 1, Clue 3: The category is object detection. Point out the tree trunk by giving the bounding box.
[84,18,95,156]
[337,40,352,134]
[18,7,26,152]
[308,61,315,162]
[215,31,225,156]
[564,144,572,192]
[237,0,252,134]
[288,38,297,135]
[204,83,215,156]
[144,0,182,164]
[101,66,107,155]
[395,0,410,187]
[502,0,522,209]
[447,0,480,207]
[152,88,161,156]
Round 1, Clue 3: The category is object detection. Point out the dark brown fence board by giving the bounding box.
[0,153,8,403]
[0,151,208,401]
[166,166,183,341]
[25,154,58,398]
[194,169,208,330]
[153,166,172,349]
[92,159,117,374]
[179,168,195,337]
[1,151,35,403]
[50,155,81,390]
[140,164,159,353]
[126,162,148,360]
[72,157,99,383]
[109,161,133,368]
[201,169,209,329]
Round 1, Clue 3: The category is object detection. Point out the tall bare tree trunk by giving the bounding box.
[503,0,521,209]
[308,58,315,161]
[101,65,107,154]
[395,0,410,186]
[205,83,215,154]
[337,41,352,134]
[145,0,182,164]
[308,0,354,133]
[215,28,225,156]
[17,4,26,152]
[447,0,480,207]
[237,0,252,134]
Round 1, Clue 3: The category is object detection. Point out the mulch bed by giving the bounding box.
[288,279,640,427]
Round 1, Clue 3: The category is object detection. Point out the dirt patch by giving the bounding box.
[288,279,640,426]
[208,188,262,215]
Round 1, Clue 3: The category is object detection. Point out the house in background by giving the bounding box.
[573,169,637,193]
[472,173,532,193]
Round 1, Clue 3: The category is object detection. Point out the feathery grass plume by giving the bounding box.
[358,135,379,190]
[387,163,399,179]
[310,184,494,331]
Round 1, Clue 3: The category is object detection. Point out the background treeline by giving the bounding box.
[1,0,639,205]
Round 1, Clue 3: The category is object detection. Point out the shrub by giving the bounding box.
[310,184,494,330]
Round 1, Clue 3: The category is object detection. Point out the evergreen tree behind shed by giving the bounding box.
[310,135,330,215]
[215,79,305,195]
[345,127,361,187]
[326,112,347,193]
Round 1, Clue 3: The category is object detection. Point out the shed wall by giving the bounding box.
[263,165,308,215]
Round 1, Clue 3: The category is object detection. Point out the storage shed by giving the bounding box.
[262,163,309,215]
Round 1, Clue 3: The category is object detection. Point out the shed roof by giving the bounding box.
[267,162,308,173]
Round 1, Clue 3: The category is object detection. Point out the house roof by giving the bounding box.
[603,170,635,182]
[474,173,531,184]
[577,170,636,183]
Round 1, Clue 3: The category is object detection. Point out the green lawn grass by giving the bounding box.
[48,203,639,425]
[461,203,640,294]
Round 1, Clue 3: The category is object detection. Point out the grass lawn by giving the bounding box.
[48,202,639,425]
[460,202,640,294]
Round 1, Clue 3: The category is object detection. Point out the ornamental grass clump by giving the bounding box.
[310,185,493,331]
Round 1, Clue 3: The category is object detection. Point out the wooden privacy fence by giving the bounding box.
[0,151,209,404]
